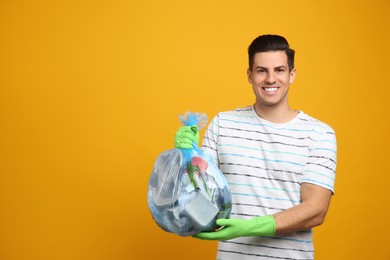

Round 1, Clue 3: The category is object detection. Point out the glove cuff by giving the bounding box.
[249,215,276,237]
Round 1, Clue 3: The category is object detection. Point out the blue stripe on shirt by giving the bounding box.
[219,144,308,158]
[220,153,306,167]
[220,118,322,134]
[232,192,301,203]
[228,182,300,194]
[300,178,334,190]
[303,169,335,181]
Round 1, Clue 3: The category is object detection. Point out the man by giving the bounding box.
[175,34,337,259]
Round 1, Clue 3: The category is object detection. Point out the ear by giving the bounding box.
[289,68,296,84]
[247,68,253,84]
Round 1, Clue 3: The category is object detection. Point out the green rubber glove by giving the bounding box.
[193,216,275,240]
[174,125,199,149]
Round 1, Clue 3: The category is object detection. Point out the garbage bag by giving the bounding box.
[147,112,232,236]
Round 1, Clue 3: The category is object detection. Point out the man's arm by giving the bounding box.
[274,183,332,234]
[193,183,332,240]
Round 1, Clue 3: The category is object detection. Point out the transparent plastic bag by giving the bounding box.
[147,112,232,236]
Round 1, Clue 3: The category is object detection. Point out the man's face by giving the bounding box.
[247,51,296,108]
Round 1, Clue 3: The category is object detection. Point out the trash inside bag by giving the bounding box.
[147,112,232,236]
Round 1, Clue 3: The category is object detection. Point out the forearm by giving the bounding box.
[273,183,332,234]
[273,202,327,234]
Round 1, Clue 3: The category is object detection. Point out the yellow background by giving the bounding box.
[1,0,389,259]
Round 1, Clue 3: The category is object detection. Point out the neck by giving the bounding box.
[253,102,298,123]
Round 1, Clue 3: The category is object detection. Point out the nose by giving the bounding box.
[266,72,276,84]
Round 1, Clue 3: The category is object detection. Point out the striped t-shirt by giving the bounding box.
[201,106,337,260]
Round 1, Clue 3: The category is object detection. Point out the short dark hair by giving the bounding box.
[248,34,295,71]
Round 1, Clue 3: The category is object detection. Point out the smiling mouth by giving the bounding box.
[262,87,279,92]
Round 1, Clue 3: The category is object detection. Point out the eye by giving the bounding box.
[257,69,265,74]
[276,68,286,73]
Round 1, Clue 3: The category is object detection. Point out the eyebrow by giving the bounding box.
[255,65,288,70]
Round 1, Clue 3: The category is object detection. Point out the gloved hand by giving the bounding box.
[174,126,199,149]
[193,216,275,240]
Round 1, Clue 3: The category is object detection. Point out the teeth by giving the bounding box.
[264,87,278,92]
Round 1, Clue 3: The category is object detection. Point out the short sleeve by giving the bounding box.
[301,126,337,193]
